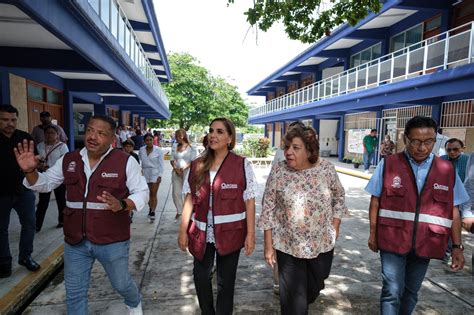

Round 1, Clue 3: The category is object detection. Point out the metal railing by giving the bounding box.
[250,22,474,118]
[87,0,169,108]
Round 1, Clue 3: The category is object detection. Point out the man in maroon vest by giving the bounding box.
[15,115,148,315]
[365,116,469,314]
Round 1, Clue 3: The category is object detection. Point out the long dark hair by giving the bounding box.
[192,117,236,189]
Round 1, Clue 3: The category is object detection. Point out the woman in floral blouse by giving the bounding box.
[259,125,347,315]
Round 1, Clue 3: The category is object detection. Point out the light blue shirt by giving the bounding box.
[365,152,470,206]
[461,152,474,218]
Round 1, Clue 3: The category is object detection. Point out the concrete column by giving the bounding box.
[94,102,106,116]
[63,89,75,150]
[312,118,320,135]
[0,69,10,104]
[337,116,345,162]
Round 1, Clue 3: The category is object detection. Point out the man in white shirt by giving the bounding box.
[15,115,148,315]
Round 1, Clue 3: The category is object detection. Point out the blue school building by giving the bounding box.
[0,0,171,149]
[248,0,474,161]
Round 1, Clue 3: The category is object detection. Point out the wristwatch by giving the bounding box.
[119,199,127,211]
[452,244,464,251]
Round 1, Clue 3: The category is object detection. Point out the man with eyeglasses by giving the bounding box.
[441,138,468,182]
[365,116,469,314]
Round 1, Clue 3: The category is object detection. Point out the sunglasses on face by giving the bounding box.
[446,148,461,152]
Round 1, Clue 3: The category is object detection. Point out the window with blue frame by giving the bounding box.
[350,42,382,68]
[390,24,423,53]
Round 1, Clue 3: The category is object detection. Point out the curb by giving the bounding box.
[335,166,372,180]
[0,244,64,315]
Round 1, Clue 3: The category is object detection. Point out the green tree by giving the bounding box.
[227,0,381,43]
[155,52,249,131]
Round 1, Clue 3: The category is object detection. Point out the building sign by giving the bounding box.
[348,129,370,154]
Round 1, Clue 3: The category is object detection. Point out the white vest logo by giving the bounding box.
[433,183,449,191]
[101,172,119,178]
[391,176,402,188]
[221,183,238,189]
[67,161,76,172]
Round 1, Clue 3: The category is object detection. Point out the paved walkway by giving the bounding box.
[2,159,472,314]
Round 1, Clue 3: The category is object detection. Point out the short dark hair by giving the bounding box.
[122,139,135,147]
[371,129,377,133]
[40,111,51,117]
[284,125,320,164]
[0,104,19,116]
[90,115,117,133]
[445,138,464,148]
[144,133,154,141]
[404,116,437,136]
[44,125,58,133]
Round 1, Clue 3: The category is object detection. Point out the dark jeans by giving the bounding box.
[193,243,241,315]
[0,190,36,266]
[36,184,66,230]
[277,249,334,315]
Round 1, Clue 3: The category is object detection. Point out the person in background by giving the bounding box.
[431,129,449,156]
[366,116,468,314]
[462,152,474,271]
[153,130,160,146]
[259,124,346,314]
[178,117,256,315]
[35,125,69,231]
[139,133,164,222]
[441,138,468,182]
[363,129,377,173]
[170,129,196,220]
[31,111,68,145]
[115,127,122,149]
[0,104,40,277]
[379,135,395,158]
[119,124,128,144]
[17,115,148,314]
[122,139,139,164]
[131,129,145,150]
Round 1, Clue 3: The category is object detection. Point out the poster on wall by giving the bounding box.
[73,112,92,137]
[348,129,370,154]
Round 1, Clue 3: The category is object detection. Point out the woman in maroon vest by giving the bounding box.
[178,117,257,315]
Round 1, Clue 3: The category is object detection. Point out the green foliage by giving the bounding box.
[227,0,382,43]
[157,52,249,130]
[243,137,271,157]
[238,124,264,134]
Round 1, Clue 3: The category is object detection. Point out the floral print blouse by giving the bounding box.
[258,159,347,259]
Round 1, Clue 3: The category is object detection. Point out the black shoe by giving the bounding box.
[56,223,63,228]
[0,264,12,278]
[149,212,155,222]
[36,227,41,232]
[18,257,40,272]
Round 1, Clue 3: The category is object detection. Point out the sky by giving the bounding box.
[153,0,310,106]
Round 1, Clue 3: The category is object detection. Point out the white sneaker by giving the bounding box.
[128,301,143,315]
[364,170,370,174]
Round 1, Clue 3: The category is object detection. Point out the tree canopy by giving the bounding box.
[227,0,381,43]
[150,52,249,131]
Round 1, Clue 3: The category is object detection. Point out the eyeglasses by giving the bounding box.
[446,148,461,152]
[406,137,436,147]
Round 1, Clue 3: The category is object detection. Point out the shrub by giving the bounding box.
[242,137,271,157]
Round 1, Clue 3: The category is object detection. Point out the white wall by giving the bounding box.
[319,120,338,155]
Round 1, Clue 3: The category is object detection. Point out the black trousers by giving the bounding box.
[36,184,66,230]
[277,249,334,315]
[193,243,241,315]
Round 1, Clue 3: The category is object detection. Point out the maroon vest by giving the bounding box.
[378,153,455,259]
[187,152,247,261]
[62,149,131,245]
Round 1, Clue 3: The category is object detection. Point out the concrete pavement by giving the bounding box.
[3,159,472,314]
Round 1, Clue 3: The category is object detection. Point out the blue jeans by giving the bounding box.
[0,190,36,265]
[380,251,430,315]
[64,239,140,314]
[363,151,375,171]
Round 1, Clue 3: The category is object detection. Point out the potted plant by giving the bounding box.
[352,155,363,169]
